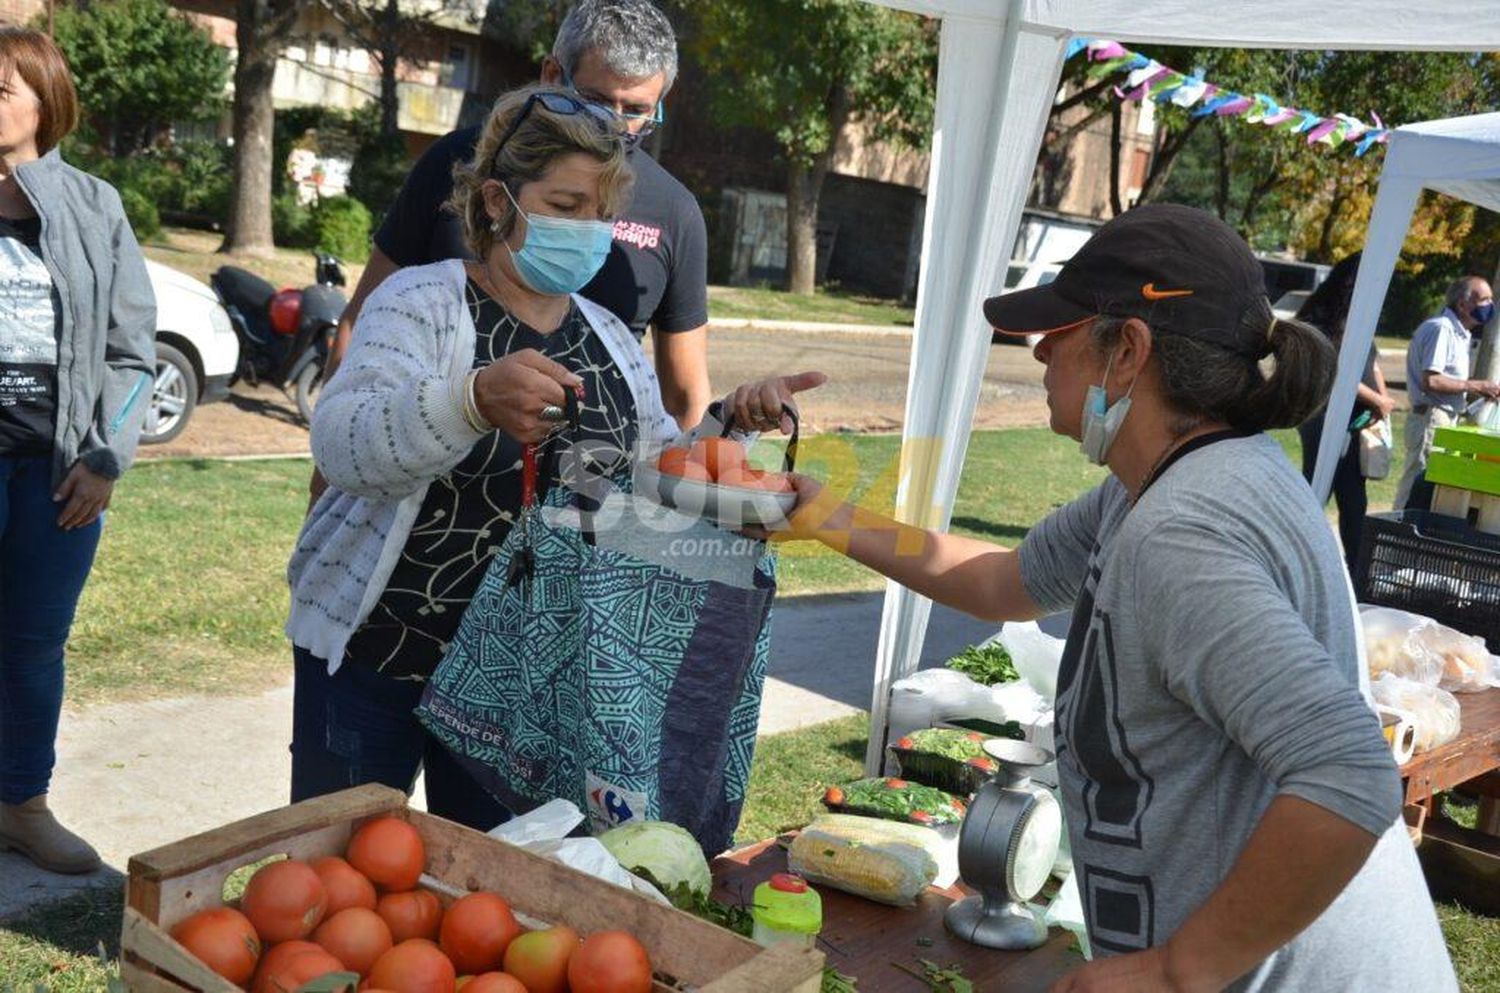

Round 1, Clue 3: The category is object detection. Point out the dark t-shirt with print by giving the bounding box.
[343,277,638,680]
[375,128,708,339]
[0,215,60,456]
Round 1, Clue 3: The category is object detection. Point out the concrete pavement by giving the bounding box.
[0,592,1001,920]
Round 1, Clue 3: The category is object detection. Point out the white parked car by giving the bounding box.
[141,260,239,444]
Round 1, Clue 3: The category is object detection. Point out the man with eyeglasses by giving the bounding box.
[310,0,708,505]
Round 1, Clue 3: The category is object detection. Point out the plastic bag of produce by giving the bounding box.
[822,776,966,826]
[1359,606,1444,685]
[1416,620,1499,694]
[788,814,941,906]
[1370,673,1462,753]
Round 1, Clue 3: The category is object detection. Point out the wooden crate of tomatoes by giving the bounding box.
[120,784,822,993]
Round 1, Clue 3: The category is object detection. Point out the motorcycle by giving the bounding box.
[211,252,347,425]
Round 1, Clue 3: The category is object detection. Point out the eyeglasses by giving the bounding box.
[489,91,627,178]
[560,68,665,142]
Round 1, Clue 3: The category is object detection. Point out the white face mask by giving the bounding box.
[1079,350,1138,465]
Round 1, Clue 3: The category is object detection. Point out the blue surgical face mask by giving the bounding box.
[501,183,614,296]
[1079,350,1138,465]
[1473,301,1495,327]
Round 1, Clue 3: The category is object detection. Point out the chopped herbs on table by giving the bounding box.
[821,966,859,992]
[893,959,974,993]
[822,777,966,825]
[945,642,1019,686]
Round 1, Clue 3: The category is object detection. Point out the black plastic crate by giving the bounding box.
[1353,510,1500,653]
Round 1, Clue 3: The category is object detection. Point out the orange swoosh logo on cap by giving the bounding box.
[1142,283,1194,300]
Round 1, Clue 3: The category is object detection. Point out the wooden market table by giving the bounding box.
[713,840,1081,993]
[1398,686,1500,914]
[1400,686,1500,807]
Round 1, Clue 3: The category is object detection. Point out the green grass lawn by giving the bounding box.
[708,284,915,326]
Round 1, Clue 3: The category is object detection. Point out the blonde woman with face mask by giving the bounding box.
[286,85,815,830]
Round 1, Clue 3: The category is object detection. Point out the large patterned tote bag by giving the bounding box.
[416,443,779,856]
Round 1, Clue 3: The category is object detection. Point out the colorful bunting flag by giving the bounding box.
[1075,37,1389,155]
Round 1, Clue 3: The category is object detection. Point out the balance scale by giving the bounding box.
[944,738,1062,950]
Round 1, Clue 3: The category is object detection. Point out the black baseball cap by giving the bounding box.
[985,203,1272,358]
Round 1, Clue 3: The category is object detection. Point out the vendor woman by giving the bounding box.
[773,205,1455,992]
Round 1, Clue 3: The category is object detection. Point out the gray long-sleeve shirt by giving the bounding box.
[1020,432,1455,991]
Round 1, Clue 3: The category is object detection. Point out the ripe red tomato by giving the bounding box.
[366,938,456,993]
[312,855,379,915]
[567,931,653,993]
[170,906,261,985]
[377,889,444,943]
[242,860,328,943]
[438,892,521,976]
[313,906,393,977]
[347,816,426,891]
[658,447,711,481]
[688,437,747,481]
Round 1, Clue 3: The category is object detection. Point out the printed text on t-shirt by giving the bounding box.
[613,220,661,251]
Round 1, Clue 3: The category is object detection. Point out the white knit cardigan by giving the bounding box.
[285,259,678,672]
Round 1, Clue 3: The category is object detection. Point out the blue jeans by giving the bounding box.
[289,647,513,831]
[0,457,103,804]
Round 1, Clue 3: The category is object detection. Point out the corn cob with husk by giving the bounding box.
[788,813,940,906]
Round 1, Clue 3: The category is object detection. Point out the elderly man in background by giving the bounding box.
[1395,275,1500,511]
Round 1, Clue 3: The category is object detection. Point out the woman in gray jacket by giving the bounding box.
[0,28,155,875]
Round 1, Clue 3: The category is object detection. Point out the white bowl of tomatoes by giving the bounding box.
[636,435,797,530]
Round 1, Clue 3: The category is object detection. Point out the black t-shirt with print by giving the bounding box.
[0,215,60,457]
[343,277,638,680]
[375,128,708,339]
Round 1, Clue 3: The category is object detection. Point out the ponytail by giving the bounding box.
[1225,312,1336,431]
[1089,306,1336,433]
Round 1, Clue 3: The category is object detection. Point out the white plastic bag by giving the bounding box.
[1359,606,1444,685]
[887,669,1012,744]
[487,799,670,905]
[996,621,1066,703]
[1416,621,1499,693]
[1370,673,1462,753]
[1357,419,1393,480]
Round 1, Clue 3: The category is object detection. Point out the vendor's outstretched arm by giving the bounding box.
[779,478,1042,623]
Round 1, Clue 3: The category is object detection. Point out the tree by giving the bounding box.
[1154,49,1495,260]
[314,0,479,139]
[223,0,301,257]
[51,0,230,157]
[686,0,936,294]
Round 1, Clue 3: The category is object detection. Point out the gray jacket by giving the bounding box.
[13,149,155,486]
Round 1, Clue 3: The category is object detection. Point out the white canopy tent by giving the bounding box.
[1311,112,1500,504]
[856,0,1500,773]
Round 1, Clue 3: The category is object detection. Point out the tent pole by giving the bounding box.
[863,11,1069,776]
[1472,258,1500,382]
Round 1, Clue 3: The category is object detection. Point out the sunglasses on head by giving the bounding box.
[489,91,627,178]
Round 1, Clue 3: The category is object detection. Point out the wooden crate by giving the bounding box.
[120,784,822,993]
